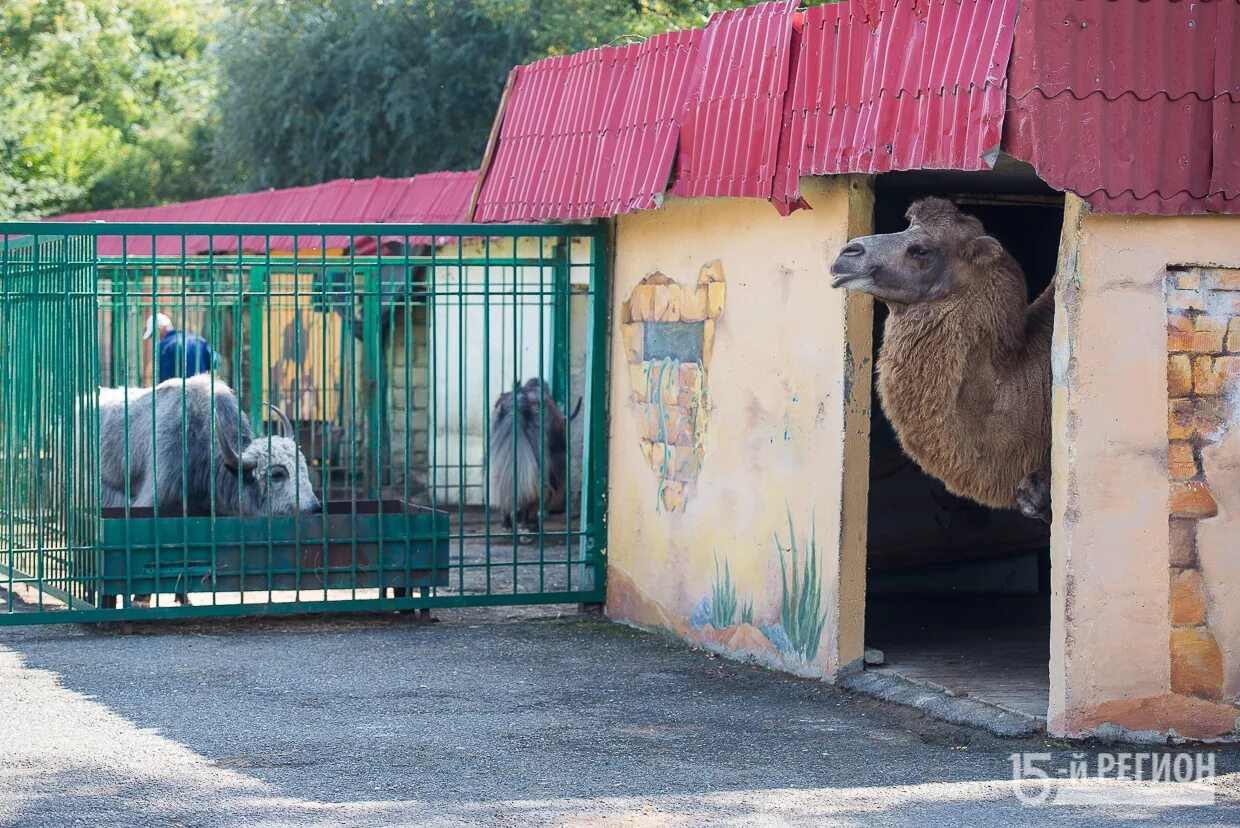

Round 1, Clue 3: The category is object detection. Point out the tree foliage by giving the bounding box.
[0,0,220,218]
[211,0,753,193]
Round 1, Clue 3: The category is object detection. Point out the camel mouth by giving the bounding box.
[829,266,877,291]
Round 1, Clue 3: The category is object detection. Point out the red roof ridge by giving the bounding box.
[1009,87,1240,105]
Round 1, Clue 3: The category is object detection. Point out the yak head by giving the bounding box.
[519,378,559,417]
[830,197,991,306]
[493,380,543,426]
[519,377,553,401]
[219,404,321,516]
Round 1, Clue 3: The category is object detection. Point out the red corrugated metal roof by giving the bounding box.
[1002,0,1240,215]
[473,27,705,222]
[474,2,806,221]
[46,171,478,256]
[669,0,799,200]
[475,0,1020,220]
[386,171,477,223]
[44,2,1240,225]
[472,0,1238,218]
[771,0,1020,212]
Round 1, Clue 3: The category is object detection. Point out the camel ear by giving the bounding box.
[959,235,1005,265]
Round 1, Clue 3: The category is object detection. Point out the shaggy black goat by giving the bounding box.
[488,378,581,531]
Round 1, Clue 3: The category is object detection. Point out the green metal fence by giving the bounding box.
[0,222,608,623]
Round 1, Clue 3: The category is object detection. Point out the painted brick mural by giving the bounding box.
[620,262,726,513]
[1166,266,1240,708]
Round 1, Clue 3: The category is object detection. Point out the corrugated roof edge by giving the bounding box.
[667,0,800,201]
[1009,88,1240,104]
[47,171,480,225]
[464,0,1240,218]
[40,171,483,256]
[471,25,708,222]
[771,0,1020,213]
[1002,0,1240,215]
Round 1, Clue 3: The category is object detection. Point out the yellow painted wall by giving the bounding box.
[1052,196,1240,740]
[606,177,872,678]
[256,270,346,425]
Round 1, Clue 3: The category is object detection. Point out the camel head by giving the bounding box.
[830,197,988,306]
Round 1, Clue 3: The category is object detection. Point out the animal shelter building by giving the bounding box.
[3,0,1239,746]
[50,174,600,510]
[466,0,1240,741]
[6,173,609,621]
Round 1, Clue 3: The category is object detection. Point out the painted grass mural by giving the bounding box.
[774,512,826,662]
[678,510,828,668]
[710,555,738,629]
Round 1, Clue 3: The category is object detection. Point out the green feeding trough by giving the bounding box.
[98,500,449,606]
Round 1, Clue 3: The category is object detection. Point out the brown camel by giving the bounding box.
[829,197,1054,523]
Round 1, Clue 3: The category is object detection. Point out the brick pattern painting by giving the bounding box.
[620,262,726,512]
[1166,266,1240,702]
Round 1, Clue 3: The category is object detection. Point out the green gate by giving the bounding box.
[0,222,608,623]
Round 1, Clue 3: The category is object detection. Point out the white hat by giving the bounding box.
[143,313,173,340]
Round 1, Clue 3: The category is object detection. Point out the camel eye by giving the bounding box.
[908,244,930,259]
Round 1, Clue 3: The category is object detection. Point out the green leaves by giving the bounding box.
[212,1,530,191]
[0,0,221,218]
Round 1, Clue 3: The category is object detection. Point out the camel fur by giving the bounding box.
[829,197,1053,522]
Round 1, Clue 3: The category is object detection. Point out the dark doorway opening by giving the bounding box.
[862,158,1063,722]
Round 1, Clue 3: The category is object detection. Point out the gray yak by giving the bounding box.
[93,375,321,607]
[97,374,321,517]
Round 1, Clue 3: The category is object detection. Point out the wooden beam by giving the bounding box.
[465,67,518,224]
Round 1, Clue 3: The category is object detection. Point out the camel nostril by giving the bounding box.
[840,243,866,257]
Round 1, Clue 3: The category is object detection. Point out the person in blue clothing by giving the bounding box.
[143,313,214,383]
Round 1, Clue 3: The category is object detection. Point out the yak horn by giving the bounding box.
[268,404,294,437]
[218,429,258,472]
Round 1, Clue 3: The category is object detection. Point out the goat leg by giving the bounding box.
[519,500,538,532]
[1015,469,1052,524]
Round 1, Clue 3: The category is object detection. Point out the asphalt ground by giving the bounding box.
[1,608,1237,827]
